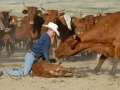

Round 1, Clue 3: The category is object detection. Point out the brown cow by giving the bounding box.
[32,61,88,78]
[0,11,11,32]
[55,11,120,76]
[71,15,96,35]
[56,13,73,48]
[40,7,72,59]
[40,10,59,35]
[71,14,97,58]
[8,3,45,56]
[0,11,12,57]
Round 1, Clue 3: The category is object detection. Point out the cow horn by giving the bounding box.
[73,35,81,42]
[40,6,47,11]
[79,12,83,17]
[73,35,77,39]
[58,9,65,12]
[23,2,27,8]
[100,9,103,14]
[97,10,104,16]
[37,3,43,9]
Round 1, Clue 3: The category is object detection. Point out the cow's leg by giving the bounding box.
[19,41,21,51]
[6,39,10,57]
[96,54,101,60]
[109,59,119,76]
[56,58,63,65]
[27,37,33,51]
[0,40,5,57]
[3,46,6,53]
[49,46,55,59]
[0,44,2,57]
[54,38,62,63]
[23,41,27,50]
[86,51,93,58]
[93,55,107,74]
[9,38,15,58]
[26,41,29,51]
[28,41,33,51]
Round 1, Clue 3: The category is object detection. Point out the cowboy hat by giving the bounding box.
[42,22,60,36]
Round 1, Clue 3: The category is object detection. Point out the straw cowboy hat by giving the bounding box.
[42,22,60,36]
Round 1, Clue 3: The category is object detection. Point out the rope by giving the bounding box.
[0,61,24,80]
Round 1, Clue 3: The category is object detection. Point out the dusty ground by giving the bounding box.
[0,52,120,90]
[0,0,120,90]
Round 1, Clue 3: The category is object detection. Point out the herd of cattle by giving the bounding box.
[0,2,120,76]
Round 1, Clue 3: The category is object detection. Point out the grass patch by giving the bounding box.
[0,0,120,17]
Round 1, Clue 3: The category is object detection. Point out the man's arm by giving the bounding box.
[42,40,50,63]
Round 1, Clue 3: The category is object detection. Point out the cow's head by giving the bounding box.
[71,17,86,35]
[57,13,72,32]
[22,2,42,24]
[0,13,5,30]
[46,10,58,23]
[63,14,72,30]
[9,15,18,25]
[41,6,65,24]
[55,35,81,58]
[0,11,11,31]
[84,15,96,30]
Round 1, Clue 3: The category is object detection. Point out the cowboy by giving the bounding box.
[0,22,60,76]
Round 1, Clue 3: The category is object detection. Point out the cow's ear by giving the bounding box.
[58,12,64,17]
[22,9,28,14]
[73,35,81,42]
[70,41,79,50]
[67,35,81,50]
[80,18,85,23]
[58,12,64,19]
[37,10,42,16]
[71,17,76,22]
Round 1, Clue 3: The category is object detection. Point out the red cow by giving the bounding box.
[55,11,120,76]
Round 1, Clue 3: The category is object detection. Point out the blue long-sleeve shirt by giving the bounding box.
[31,33,51,62]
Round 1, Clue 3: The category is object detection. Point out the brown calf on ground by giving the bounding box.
[32,61,88,78]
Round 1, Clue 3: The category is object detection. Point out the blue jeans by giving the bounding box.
[3,53,38,76]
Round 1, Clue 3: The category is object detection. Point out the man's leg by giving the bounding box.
[2,53,37,76]
[23,53,37,75]
[3,68,24,76]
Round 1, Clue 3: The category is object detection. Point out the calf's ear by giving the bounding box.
[22,9,28,14]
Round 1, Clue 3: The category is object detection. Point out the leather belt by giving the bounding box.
[30,51,37,58]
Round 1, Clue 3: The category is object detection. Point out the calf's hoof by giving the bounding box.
[57,60,62,65]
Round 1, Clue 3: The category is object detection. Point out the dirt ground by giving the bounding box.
[0,51,120,90]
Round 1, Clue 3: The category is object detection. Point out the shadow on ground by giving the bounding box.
[64,52,98,62]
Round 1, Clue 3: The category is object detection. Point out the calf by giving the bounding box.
[32,61,88,78]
